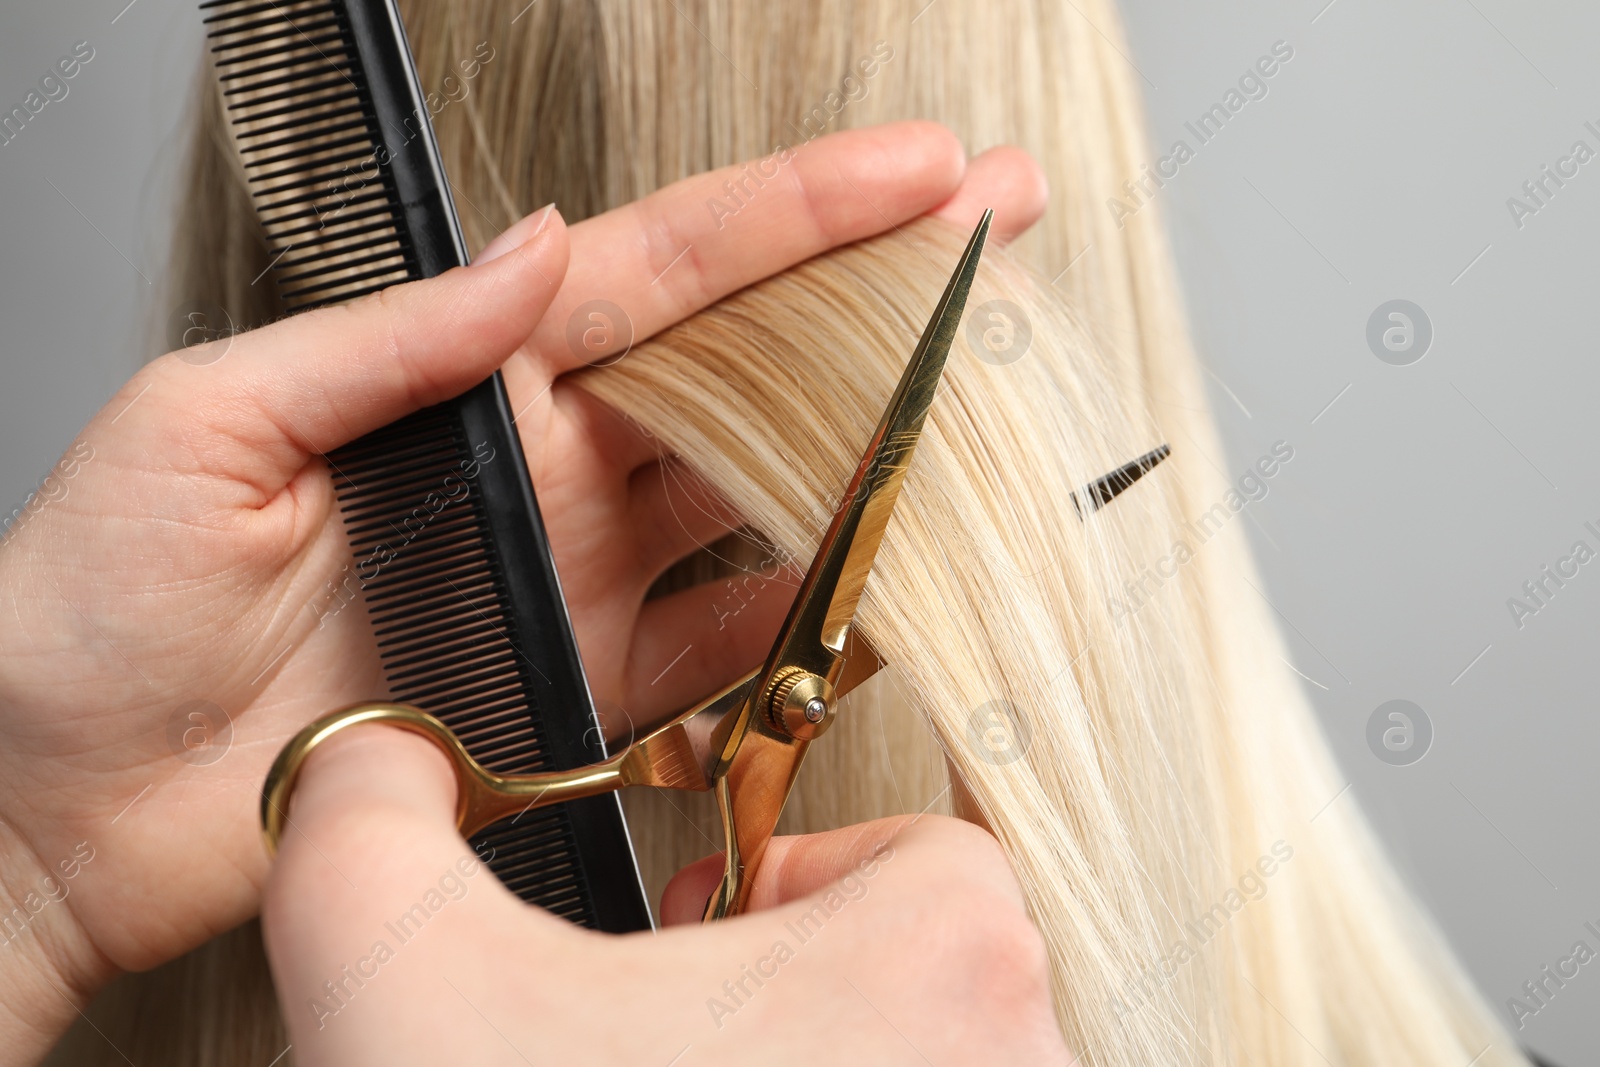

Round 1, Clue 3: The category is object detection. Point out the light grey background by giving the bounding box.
[1,0,1593,1062]
[1117,3,1597,1062]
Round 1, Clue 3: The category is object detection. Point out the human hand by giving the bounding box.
[0,121,1045,1059]
[262,726,1070,1065]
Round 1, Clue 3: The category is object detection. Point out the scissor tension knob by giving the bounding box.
[765,667,836,740]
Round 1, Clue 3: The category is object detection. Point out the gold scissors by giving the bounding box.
[263,209,997,919]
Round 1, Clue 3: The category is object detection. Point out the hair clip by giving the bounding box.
[1071,443,1171,519]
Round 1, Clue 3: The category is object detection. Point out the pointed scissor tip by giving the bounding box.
[949,210,992,284]
[969,209,994,252]
[1072,443,1171,519]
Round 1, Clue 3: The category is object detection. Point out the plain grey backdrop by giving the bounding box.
[1,0,1594,1062]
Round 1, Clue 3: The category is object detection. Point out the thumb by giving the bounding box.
[126,205,565,498]
[259,723,530,1051]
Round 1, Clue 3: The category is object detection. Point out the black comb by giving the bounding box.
[1071,444,1171,519]
[201,0,652,931]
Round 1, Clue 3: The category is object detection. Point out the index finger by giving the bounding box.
[524,121,968,374]
[659,814,1027,925]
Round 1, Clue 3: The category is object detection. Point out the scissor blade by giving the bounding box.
[810,209,992,656]
[707,212,991,771]
[697,217,992,916]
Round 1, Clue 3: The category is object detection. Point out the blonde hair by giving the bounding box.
[583,220,1519,1065]
[52,1,1526,1064]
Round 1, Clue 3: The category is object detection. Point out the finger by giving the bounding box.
[658,819,907,926]
[927,144,1049,245]
[475,200,556,263]
[260,726,536,1049]
[545,378,665,478]
[526,121,967,374]
[627,457,745,580]
[624,567,794,719]
[131,207,568,500]
[660,815,1023,925]
[262,725,479,933]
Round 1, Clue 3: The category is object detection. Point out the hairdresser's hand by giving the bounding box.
[263,727,1069,1065]
[0,119,1044,1060]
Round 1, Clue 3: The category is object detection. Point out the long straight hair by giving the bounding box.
[49,1,1525,1064]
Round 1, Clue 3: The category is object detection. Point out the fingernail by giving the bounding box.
[475,203,557,266]
[529,202,557,237]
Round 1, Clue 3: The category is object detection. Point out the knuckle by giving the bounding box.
[895,874,1061,1057]
[913,814,1019,885]
[931,875,1048,979]
[957,911,1059,1049]
[901,824,1051,994]
[636,200,712,310]
[974,906,1053,999]
[366,285,410,359]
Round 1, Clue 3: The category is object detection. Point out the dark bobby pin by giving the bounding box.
[1071,444,1172,519]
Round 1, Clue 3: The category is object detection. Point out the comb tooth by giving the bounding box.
[250,158,377,195]
[275,238,403,278]
[467,719,545,750]
[218,46,351,82]
[390,661,518,703]
[246,128,367,167]
[262,223,392,258]
[201,0,317,20]
[444,698,530,738]
[272,210,393,239]
[218,44,348,82]
[250,160,377,202]
[212,31,316,61]
[247,143,374,186]
[261,220,383,250]
[1071,444,1173,518]
[281,264,413,304]
[276,243,409,279]
[276,246,406,285]
[252,178,387,215]
[372,599,490,641]
[269,201,391,242]
[397,658,520,704]
[391,541,494,579]
[213,24,342,65]
[206,1,329,29]
[224,89,358,123]
[201,0,324,15]
[245,120,367,164]
[374,581,495,623]
[222,61,354,97]
[288,279,396,311]
[223,75,352,115]
[369,564,496,613]
[211,14,340,55]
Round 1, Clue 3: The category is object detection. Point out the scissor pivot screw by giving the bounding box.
[765,667,836,740]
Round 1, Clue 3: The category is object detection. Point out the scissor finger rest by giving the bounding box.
[260,667,764,858]
[259,703,632,857]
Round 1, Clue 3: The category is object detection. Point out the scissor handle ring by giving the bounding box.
[259,703,475,857]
